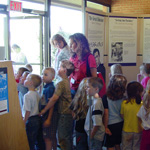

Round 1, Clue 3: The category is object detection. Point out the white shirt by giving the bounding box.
[23,91,40,118]
[137,105,150,130]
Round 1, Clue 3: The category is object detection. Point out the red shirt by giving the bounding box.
[70,53,96,91]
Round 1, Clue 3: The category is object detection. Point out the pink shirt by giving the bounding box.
[70,53,96,91]
[141,76,150,89]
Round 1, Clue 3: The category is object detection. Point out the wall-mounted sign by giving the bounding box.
[10,0,22,12]
[0,68,9,115]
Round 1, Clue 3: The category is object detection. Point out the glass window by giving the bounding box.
[0,14,6,60]
[10,16,42,75]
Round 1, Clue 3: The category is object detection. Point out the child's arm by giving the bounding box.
[43,107,54,127]
[23,111,30,124]
[40,94,59,116]
[91,126,99,139]
[103,109,112,135]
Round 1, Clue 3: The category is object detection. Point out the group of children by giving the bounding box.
[14,61,150,150]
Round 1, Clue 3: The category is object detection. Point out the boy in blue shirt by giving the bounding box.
[40,67,58,150]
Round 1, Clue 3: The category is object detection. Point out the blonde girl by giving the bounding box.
[70,78,89,150]
[137,80,150,150]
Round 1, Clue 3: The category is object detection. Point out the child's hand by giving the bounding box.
[39,109,45,116]
[43,119,51,127]
[105,127,112,135]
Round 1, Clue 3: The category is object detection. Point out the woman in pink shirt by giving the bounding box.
[69,33,97,97]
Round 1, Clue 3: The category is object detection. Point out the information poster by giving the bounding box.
[0,67,9,115]
[109,16,137,65]
[143,18,150,63]
[88,13,104,64]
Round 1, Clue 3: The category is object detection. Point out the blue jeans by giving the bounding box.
[58,114,73,150]
[26,115,40,150]
[88,138,103,150]
[76,131,89,150]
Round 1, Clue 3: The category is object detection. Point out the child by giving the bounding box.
[121,81,143,150]
[84,77,105,150]
[103,74,127,150]
[25,63,33,72]
[40,60,75,150]
[40,67,58,150]
[23,74,42,150]
[137,82,150,150]
[69,78,89,150]
[17,71,30,115]
[15,67,29,83]
[137,63,150,90]
[109,64,123,78]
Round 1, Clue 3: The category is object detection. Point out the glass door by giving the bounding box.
[0,13,9,61]
[10,15,43,75]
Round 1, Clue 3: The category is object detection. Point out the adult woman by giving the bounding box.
[69,33,97,96]
[51,34,70,81]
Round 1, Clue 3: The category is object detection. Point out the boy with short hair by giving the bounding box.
[23,74,42,150]
[40,67,58,150]
[84,77,105,150]
[40,60,75,150]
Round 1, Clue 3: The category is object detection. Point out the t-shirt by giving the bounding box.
[102,95,123,125]
[84,97,105,141]
[54,77,72,114]
[137,105,150,130]
[121,99,142,133]
[70,53,96,91]
[23,91,40,118]
[40,82,57,111]
[141,76,150,89]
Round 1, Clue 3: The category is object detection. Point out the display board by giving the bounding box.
[143,17,150,63]
[108,16,137,66]
[0,61,29,150]
[87,12,105,64]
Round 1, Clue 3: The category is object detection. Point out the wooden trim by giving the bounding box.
[87,0,111,7]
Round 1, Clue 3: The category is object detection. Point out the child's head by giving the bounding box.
[107,74,127,101]
[127,81,143,104]
[24,74,42,89]
[20,71,30,85]
[42,67,55,83]
[15,67,29,80]
[86,77,103,97]
[110,64,123,77]
[51,34,67,49]
[25,63,33,72]
[70,78,89,120]
[143,80,150,119]
[139,63,150,76]
[58,60,74,77]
